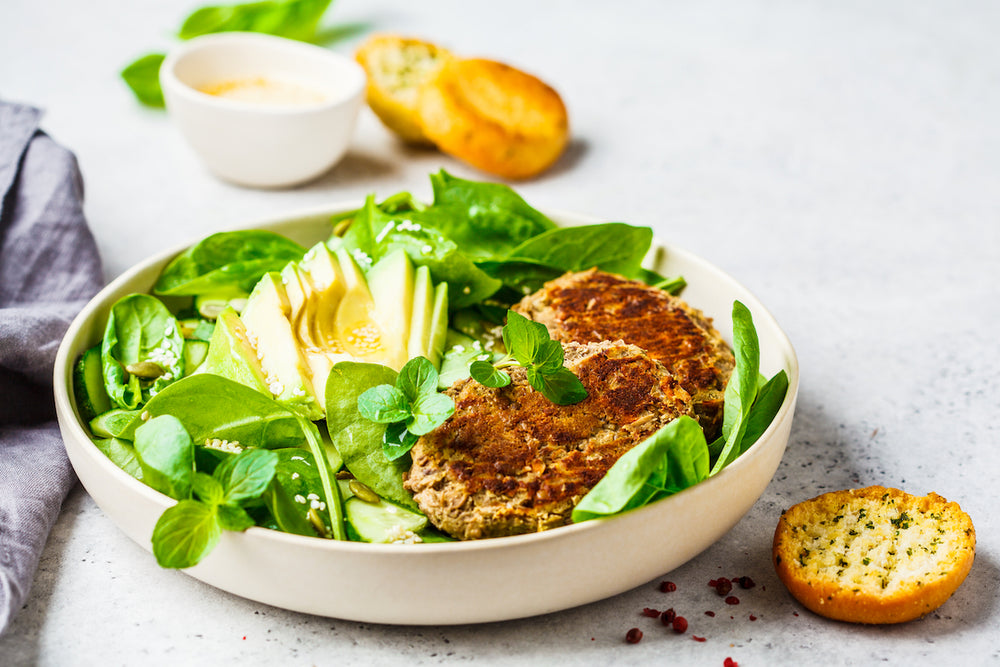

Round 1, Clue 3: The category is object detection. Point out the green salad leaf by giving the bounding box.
[571,416,710,522]
[149,439,280,569]
[477,223,655,296]
[154,230,305,296]
[710,301,761,475]
[342,196,502,309]
[101,294,186,410]
[134,415,195,500]
[325,361,419,510]
[133,374,309,449]
[179,0,332,41]
[573,300,790,522]
[120,54,166,108]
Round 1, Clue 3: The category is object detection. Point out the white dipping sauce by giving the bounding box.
[197,77,327,106]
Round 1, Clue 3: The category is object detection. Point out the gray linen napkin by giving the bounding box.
[0,101,103,634]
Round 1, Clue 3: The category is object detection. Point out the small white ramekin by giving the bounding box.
[160,32,366,188]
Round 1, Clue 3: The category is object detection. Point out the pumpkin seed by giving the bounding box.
[125,361,165,379]
[349,479,380,504]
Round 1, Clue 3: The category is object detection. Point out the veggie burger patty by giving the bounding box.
[404,340,695,540]
[513,269,735,440]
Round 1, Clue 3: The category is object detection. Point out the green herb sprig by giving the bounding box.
[356,357,455,460]
[137,415,279,568]
[468,310,587,406]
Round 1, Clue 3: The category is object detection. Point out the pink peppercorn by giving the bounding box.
[625,628,643,644]
[672,616,688,634]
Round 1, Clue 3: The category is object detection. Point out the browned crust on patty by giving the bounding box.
[773,486,976,624]
[404,340,694,540]
[513,269,734,439]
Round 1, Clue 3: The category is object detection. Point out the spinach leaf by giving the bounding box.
[179,0,332,42]
[265,448,328,536]
[422,170,556,260]
[325,362,419,510]
[294,414,347,540]
[709,301,761,475]
[133,415,195,500]
[120,54,166,108]
[154,230,305,296]
[571,416,710,523]
[101,294,186,410]
[477,223,655,294]
[737,369,789,452]
[134,374,308,449]
[343,197,502,309]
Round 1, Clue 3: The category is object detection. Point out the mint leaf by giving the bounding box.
[470,359,511,388]
[397,356,439,401]
[532,339,565,375]
[357,385,411,423]
[151,500,221,569]
[502,311,546,366]
[382,421,419,461]
[216,504,255,532]
[217,448,279,503]
[473,310,587,405]
[191,472,224,505]
[409,391,456,436]
[526,367,587,406]
[357,356,455,460]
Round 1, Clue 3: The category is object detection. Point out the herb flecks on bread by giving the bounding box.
[773,486,975,624]
[355,35,453,145]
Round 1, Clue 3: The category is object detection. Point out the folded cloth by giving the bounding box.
[0,101,103,635]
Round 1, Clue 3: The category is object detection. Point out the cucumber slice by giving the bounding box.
[89,408,141,439]
[93,437,143,479]
[344,496,427,543]
[178,318,216,341]
[184,339,210,374]
[73,344,111,422]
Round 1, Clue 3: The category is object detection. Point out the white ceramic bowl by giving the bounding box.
[54,206,799,625]
[160,33,365,188]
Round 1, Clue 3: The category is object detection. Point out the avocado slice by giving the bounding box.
[364,250,414,371]
[240,272,323,420]
[407,265,434,363]
[328,249,391,367]
[427,281,449,367]
[198,306,271,396]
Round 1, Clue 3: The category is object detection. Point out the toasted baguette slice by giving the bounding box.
[773,486,975,624]
[416,58,569,180]
[355,35,453,145]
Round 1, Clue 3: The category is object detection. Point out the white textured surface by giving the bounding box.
[2,0,999,664]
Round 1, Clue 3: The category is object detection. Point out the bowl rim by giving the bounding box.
[54,201,800,557]
[160,31,367,114]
